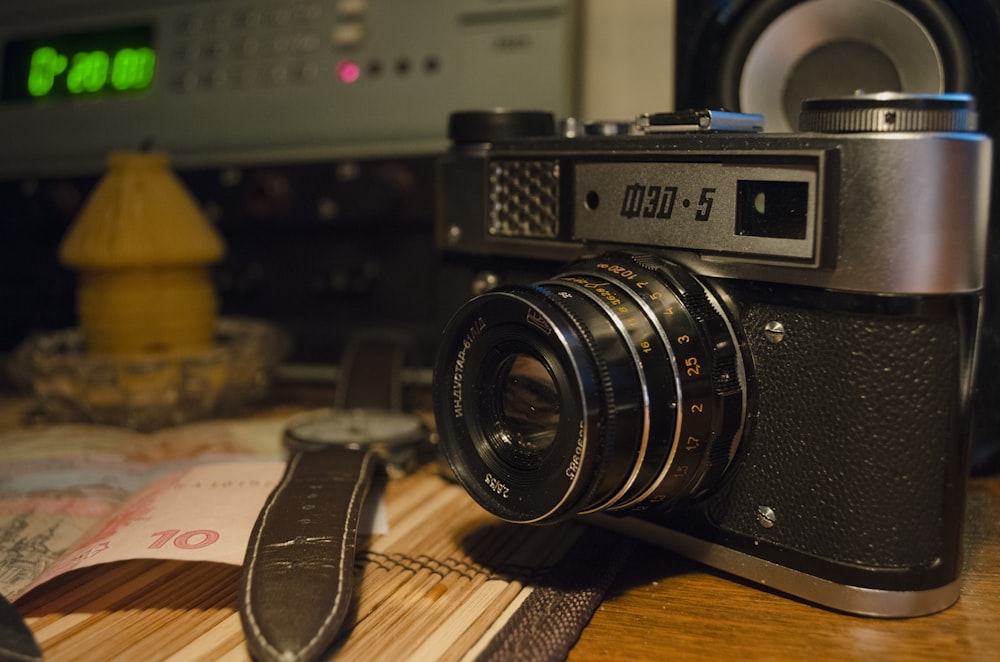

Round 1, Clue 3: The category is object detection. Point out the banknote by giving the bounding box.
[0,418,387,600]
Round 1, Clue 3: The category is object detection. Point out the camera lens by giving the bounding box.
[433,252,748,523]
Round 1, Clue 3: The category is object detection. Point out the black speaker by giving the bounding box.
[675,0,1000,474]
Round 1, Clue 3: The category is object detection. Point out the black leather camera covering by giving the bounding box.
[699,290,972,579]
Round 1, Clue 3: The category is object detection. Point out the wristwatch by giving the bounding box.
[238,334,428,662]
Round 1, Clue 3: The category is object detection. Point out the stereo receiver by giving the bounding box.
[0,0,677,176]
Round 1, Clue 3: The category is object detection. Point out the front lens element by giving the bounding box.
[494,353,561,459]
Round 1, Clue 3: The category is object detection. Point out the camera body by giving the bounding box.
[432,96,992,617]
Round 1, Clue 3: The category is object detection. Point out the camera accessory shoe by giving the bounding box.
[238,334,427,662]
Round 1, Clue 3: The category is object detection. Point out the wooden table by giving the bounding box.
[4,391,999,660]
[16,475,1000,661]
[570,476,1000,661]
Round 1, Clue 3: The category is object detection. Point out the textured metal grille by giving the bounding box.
[488,160,560,238]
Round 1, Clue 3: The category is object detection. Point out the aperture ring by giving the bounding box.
[568,253,746,509]
[529,283,647,514]
[543,278,670,511]
[553,264,716,507]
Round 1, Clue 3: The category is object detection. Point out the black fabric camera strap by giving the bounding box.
[474,527,636,662]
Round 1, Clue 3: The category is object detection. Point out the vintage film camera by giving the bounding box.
[431,94,992,617]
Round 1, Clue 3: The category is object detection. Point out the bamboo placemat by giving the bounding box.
[16,468,628,661]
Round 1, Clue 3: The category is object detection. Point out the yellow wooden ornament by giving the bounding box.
[59,151,225,357]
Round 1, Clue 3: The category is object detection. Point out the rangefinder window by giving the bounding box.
[735,180,810,240]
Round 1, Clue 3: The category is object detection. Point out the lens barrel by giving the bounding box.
[433,252,749,523]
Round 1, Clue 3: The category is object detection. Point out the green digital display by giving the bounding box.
[2,26,155,101]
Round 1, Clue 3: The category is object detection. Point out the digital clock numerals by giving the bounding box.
[1,26,156,102]
[27,45,155,97]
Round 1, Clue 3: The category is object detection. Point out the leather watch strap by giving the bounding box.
[239,331,423,661]
[240,444,377,662]
[334,331,408,411]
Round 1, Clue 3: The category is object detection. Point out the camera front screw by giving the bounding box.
[763,321,785,344]
[446,225,462,245]
[756,505,777,529]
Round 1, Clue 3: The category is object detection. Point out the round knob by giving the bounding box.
[447,110,555,143]
[798,92,978,133]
